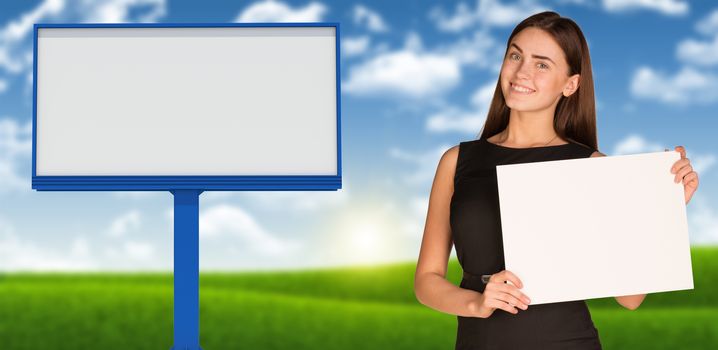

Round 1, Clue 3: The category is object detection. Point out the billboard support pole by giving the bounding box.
[170,189,203,350]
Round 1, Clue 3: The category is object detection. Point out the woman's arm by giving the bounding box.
[591,150,647,310]
[614,294,647,310]
[414,145,483,317]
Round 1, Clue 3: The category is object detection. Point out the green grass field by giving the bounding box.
[1,246,716,349]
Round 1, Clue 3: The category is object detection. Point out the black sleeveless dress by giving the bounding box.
[451,137,602,350]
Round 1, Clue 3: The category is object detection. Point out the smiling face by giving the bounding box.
[500,27,580,113]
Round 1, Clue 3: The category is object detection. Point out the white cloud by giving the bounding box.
[202,181,349,213]
[0,79,7,93]
[557,0,592,5]
[429,0,547,32]
[436,30,501,69]
[123,240,155,260]
[696,9,718,35]
[107,210,142,237]
[429,2,475,33]
[0,118,32,193]
[80,0,167,23]
[632,9,718,105]
[343,51,460,97]
[0,0,64,74]
[0,0,166,49]
[0,218,97,271]
[70,236,90,257]
[353,4,389,32]
[101,240,166,269]
[247,190,348,212]
[426,108,487,133]
[177,187,348,267]
[342,36,371,57]
[676,9,718,66]
[0,203,167,272]
[404,32,423,51]
[688,194,718,244]
[630,66,718,104]
[691,154,717,176]
[602,0,688,16]
[343,27,502,99]
[676,35,718,66]
[387,145,459,257]
[343,33,462,98]
[0,0,65,43]
[200,204,301,256]
[401,196,429,238]
[410,196,429,224]
[470,81,496,107]
[235,0,327,22]
[0,49,22,74]
[611,134,715,175]
[611,134,664,155]
[112,191,162,199]
[388,144,453,187]
[426,82,494,134]
[0,0,167,86]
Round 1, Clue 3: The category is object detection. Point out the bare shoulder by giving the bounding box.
[436,145,460,181]
[431,145,460,194]
[591,151,606,157]
[441,145,460,166]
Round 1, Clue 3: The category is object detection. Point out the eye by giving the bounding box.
[509,52,520,61]
[537,62,549,70]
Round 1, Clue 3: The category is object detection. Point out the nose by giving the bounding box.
[516,60,531,80]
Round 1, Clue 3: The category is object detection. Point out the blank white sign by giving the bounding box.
[35,26,337,176]
[496,151,693,305]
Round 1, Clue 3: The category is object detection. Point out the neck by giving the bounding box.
[498,108,559,146]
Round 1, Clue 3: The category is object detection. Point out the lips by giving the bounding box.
[510,82,535,94]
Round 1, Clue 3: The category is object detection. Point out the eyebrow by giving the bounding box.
[510,43,556,65]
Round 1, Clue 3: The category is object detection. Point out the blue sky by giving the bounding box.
[0,0,716,271]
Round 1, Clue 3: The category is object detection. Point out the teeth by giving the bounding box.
[511,83,534,93]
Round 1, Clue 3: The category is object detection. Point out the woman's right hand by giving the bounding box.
[472,270,531,318]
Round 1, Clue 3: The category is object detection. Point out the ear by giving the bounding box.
[563,74,580,97]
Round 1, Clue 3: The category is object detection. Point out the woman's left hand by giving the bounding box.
[670,146,699,205]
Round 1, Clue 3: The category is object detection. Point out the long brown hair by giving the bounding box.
[479,11,598,151]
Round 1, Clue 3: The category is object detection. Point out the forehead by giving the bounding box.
[509,27,565,63]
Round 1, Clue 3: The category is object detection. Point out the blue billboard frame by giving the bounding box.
[31,22,342,191]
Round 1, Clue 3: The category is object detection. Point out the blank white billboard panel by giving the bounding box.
[34,26,339,181]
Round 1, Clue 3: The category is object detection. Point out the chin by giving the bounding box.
[505,98,531,111]
[505,96,550,113]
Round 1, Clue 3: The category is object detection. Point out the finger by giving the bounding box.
[489,289,523,306]
[496,270,524,289]
[675,165,693,183]
[486,297,519,314]
[495,291,528,310]
[671,159,690,174]
[674,146,686,159]
[675,166,693,184]
[684,172,699,187]
[497,283,531,305]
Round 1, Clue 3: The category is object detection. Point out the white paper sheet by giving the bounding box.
[495,151,693,305]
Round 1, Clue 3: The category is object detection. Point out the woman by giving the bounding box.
[413,11,699,350]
